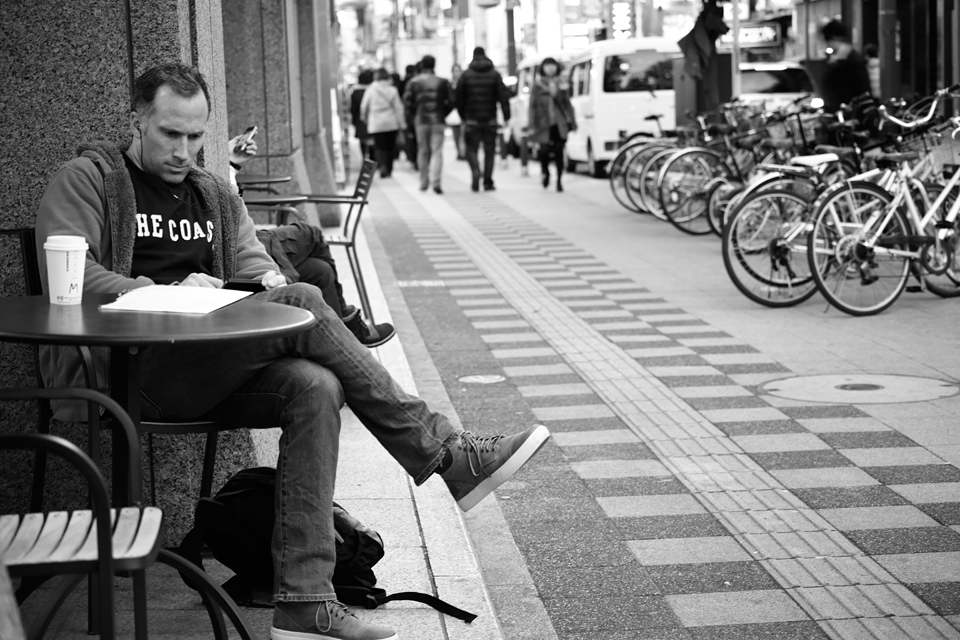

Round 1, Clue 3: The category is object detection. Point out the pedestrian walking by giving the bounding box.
[404,55,454,194]
[349,69,374,161]
[528,57,576,193]
[819,20,871,112]
[454,47,511,192]
[360,68,405,178]
[449,63,465,161]
[400,64,421,168]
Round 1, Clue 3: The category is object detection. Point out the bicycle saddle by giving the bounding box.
[814,145,858,160]
[707,123,736,136]
[875,152,920,167]
[790,153,840,167]
[644,114,662,121]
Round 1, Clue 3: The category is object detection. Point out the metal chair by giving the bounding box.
[0,387,256,640]
[0,228,231,505]
[298,158,378,321]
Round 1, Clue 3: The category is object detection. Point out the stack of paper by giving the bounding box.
[99,285,253,314]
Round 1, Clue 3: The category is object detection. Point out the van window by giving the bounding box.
[570,61,591,97]
[741,67,814,94]
[603,51,676,93]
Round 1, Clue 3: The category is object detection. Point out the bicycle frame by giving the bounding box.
[858,162,960,260]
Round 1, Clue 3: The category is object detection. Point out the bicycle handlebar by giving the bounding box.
[879,84,960,129]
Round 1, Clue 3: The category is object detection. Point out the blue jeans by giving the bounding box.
[138,283,461,601]
[415,124,446,189]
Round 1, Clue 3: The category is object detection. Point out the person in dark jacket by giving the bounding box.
[528,57,576,192]
[454,47,511,191]
[349,69,374,160]
[820,20,871,112]
[404,55,454,193]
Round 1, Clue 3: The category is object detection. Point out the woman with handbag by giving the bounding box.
[528,57,576,192]
[360,68,405,177]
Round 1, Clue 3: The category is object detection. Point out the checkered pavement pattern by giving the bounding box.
[370,176,960,640]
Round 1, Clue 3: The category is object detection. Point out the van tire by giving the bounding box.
[587,143,606,178]
[564,149,578,173]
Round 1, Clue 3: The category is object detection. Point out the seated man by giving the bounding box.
[227,137,394,348]
[35,62,550,640]
[256,221,395,348]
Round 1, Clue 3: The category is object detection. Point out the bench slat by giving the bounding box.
[119,507,162,560]
[4,513,43,563]
[0,515,19,554]
[111,508,140,558]
[20,512,68,564]
[74,509,115,562]
[47,511,93,563]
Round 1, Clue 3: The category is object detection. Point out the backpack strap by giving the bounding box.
[343,586,476,623]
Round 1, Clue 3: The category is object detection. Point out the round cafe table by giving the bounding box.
[0,293,316,503]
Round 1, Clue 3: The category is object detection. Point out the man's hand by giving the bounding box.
[179,273,224,288]
[261,270,287,290]
[228,135,258,166]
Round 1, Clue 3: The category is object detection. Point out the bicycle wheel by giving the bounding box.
[624,143,673,216]
[658,148,725,235]
[922,182,960,297]
[610,140,654,213]
[807,182,911,316]
[722,188,819,307]
[637,148,677,221]
[707,179,742,236]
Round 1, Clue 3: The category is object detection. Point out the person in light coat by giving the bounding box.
[360,68,405,177]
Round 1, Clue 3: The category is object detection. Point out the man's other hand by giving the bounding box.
[261,270,287,290]
[180,273,224,288]
[229,136,258,166]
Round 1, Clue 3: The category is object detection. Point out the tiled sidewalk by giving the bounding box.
[370,162,960,640]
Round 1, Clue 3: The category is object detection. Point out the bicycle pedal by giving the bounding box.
[905,285,924,293]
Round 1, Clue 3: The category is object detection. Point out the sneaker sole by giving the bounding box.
[363,327,396,349]
[456,424,550,512]
[271,627,398,640]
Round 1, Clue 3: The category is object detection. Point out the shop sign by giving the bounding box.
[718,22,781,49]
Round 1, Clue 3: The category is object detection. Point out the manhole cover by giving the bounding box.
[762,374,958,404]
[459,374,506,384]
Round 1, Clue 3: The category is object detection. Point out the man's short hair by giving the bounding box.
[821,19,849,43]
[473,47,486,59]
[421,55,436,70]
[358,69,374,85]
[375,68,391,81]
[405,65,416,74]
[132,62,211,116]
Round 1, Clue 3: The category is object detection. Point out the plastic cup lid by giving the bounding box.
[44,235,89,250]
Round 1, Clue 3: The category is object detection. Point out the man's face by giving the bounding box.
[130,85,209,184]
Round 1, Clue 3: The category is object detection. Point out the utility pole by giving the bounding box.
[506,0,517,75]
[878,0,896,100]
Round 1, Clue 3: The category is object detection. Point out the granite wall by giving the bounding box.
[0,0,259,544]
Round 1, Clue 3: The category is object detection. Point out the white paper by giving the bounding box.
[99,285,253,314]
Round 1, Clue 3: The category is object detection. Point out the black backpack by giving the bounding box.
[176,467,476,622]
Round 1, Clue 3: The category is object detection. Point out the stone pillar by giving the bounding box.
[222,0,341,226]
[0,0,257,544]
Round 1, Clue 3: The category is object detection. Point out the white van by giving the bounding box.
[565,38,680,176]
[506,51,571,158]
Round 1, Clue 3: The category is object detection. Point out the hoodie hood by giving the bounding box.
[468,57,494,73]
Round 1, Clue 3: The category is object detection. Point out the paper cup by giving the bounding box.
[44,235,88,305]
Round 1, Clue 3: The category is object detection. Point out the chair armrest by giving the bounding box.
[0,388,142,504]
[299,195,368,205]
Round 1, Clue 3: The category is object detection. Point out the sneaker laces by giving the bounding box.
[457,431,504,478]
[316,600,354,633]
